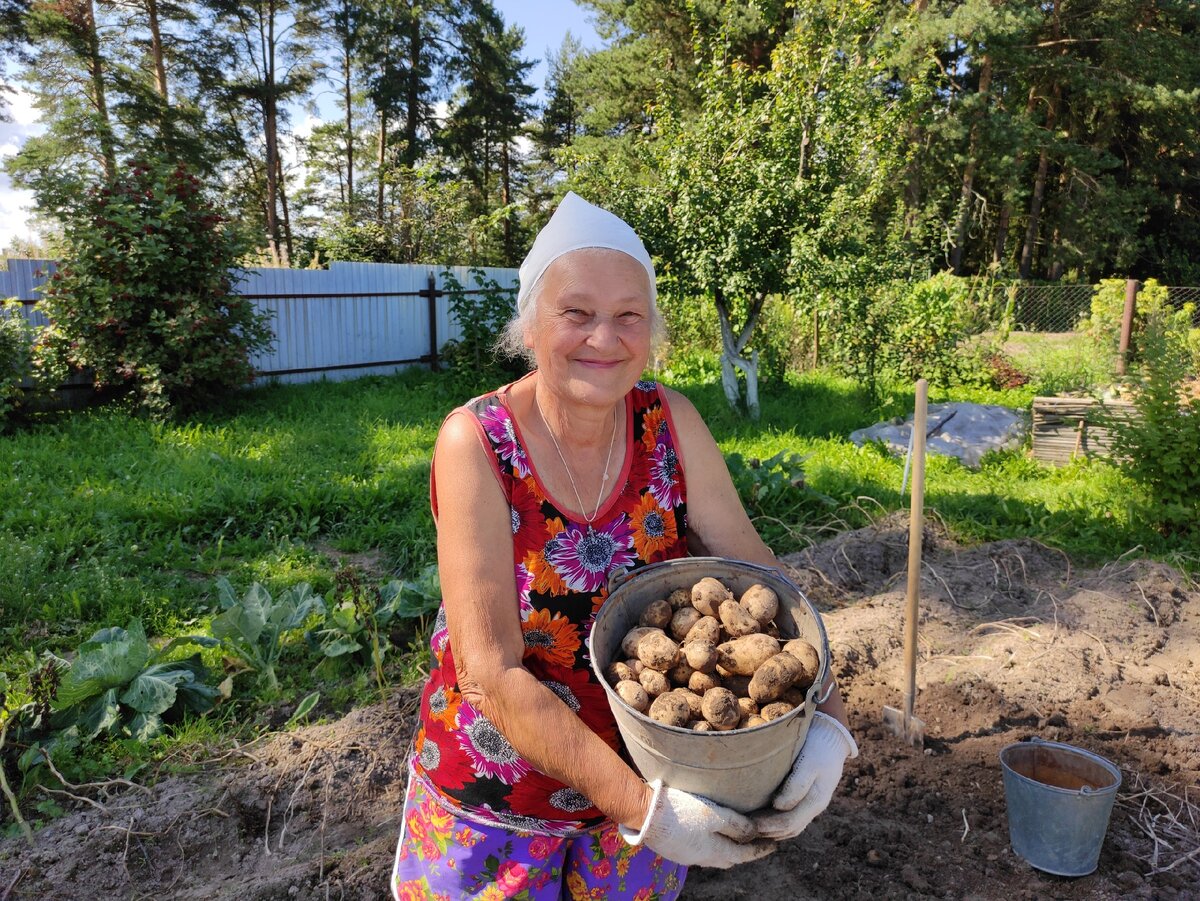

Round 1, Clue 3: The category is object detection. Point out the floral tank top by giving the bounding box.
[412,377,689,836]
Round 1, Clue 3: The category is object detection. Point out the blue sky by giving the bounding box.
[0,1,601,254]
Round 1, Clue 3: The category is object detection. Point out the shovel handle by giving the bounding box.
[903,380,928,721]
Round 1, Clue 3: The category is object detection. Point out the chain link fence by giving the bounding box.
[982,283,1200,334]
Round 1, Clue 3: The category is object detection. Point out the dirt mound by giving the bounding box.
[2,520,1197,900]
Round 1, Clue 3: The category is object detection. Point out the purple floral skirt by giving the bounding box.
[392,774,687,900]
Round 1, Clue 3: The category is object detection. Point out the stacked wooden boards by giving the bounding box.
[1030,395,1138,465]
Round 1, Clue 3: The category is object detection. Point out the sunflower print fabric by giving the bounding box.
[413,378,689,835]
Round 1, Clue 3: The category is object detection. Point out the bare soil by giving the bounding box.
[3,518,1198,900]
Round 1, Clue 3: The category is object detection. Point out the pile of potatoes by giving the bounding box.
[604,577,820,731]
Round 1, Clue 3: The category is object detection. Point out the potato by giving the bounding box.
[737,697,759,719]
[615,680,650,713]
[673,688,705,720]
[625,658,645,677]
[744,714,767,728]
[688,671,721,694]
[782,639,821,691]
[719,599,761,638]
[605,661,635,685]
[691,720,714,732]
[648,692,691,727]
[683,639,718,674]
[639,669,670,698]
[716,634,781,676]
[667,588,693,610]
[701,687,741,731]
[722,674,752,697]
[667,660,695,687]
[621,626,662,659]
[781,686,808,708]
[761,701,796,721]
[639,598,673,630]
[637,631,681,672]
[684,615,721,645]
[740,584,779,626]
[669,607,702,642]
[749,651,804,703]
[691,577,733,617]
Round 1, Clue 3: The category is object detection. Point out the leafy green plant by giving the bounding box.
[305,564,441,700]
[7,620,220,789]
[209,578,326,695]
[0,299,38,427]
[440,268,524,377]
[1081,278,1195,366]
[884,273,981,388]
[1100,312,1200,535]
[726,450,832,515]
[34,157,274,416]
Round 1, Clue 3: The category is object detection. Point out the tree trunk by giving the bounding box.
[74,0,116,178]
[402,8,422,168]
[993,87,1039,269]
[1018,81,1059,281]
[950,55,992,274]
[343,38,353,210]
[261,0,283,265]
[277,152,294,265]
[501,138,512,261]
[900,0,931,237]
[376,111,388,223]
[146,0,168,102]
[714,287,766,420]
[1018,3,1062,281]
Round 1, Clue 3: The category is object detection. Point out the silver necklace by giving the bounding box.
[533,391,619,524]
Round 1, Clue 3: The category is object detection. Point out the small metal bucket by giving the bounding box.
[589,557,830,813]
[1000,738,1122,876]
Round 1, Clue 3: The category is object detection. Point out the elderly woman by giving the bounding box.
[392,193,856,900]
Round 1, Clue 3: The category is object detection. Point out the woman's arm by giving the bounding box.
[432,412,653,829]
[662,388,848,726]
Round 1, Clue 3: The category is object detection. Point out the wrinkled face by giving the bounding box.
[524,248,653,407]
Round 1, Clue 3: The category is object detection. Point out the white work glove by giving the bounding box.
[753,712,858,840]
[619,780,776,868]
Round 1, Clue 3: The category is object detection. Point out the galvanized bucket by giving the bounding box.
[1000,738,1122,876]
[588,557,831,813]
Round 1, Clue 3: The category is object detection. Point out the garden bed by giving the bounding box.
[3,517,1196,900]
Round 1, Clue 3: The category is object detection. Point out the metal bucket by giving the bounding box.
[588,557,831,813]
[1000,738,1122,876]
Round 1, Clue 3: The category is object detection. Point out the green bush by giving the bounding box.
[1081,278,1195,366]
[35,158,274,416]
[0,299,36,426]
[440,268,526,378]
[1102,311,1200,535]
[883,273,981,387]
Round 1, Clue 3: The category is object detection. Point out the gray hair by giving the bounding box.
[494,253,667,367]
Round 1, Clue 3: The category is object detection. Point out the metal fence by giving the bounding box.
[1,259,519,386]
[986,282,1200,334]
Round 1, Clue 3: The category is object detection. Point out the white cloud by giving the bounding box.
[4,87,41,127]
[0,87,46,253]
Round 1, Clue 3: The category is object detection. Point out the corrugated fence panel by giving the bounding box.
[4,259,519,386]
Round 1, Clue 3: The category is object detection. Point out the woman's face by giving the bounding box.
[524,249,653,408]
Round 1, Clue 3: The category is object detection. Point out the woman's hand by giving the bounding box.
[620,781,776,868]
[751,712,858,840]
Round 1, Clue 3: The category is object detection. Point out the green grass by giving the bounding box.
[2,356,1194,813]
[2,358,1180,663]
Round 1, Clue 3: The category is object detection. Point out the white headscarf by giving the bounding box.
[517,192,657,313]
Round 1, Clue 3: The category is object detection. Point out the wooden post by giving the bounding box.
[421,273,439,372]
[811,309,820,369]
[1117,278,1138,375]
